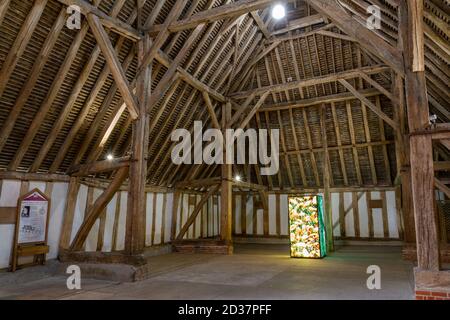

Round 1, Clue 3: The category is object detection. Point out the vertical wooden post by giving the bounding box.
[125,31,151,255]
[221,101,233,253]
[392,72,414,243]
[171,190,181,241]
[320,104,334,252]
[59,177,80,250]
[400,0,439,271]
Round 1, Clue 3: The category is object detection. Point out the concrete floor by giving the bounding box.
[0,244,415,300]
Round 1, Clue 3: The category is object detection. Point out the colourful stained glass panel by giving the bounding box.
[288,195,326,258]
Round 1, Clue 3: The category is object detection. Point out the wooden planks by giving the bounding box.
[0,0,48,99]
[0,0,59,155]
[0,0,11,27]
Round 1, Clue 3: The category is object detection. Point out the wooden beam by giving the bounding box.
[315,30,356,42]
[177,184,220,240]
[227,93,255,128]
[255,89,380,112]
[338,79,398,129]
[358,71,397,103]
[435,178,450,199]
[440,139,450,151]
[177,67,226,102]
[0,171,70,182]
[230,65,390,99]
[176,177,221,189]
[346,101,363,185]
[147,23,205,115]
[125,33,151,255]
[272,14,324,35]
[147,0,273,34]
[250,11,270,39]
[321,104,334,251]
[232,179,267,191]
[267,23,334,43]
[137,0,188,79]
[306,0,404,75]
[400,0,439,271]
[87,13,138,119]
[280,140,394,156]
[68,156,130,176]
[202,92,221,130]
[330,102,348,185]
[434,161,450,171]
[221,102,233,252]
[59,177,80,249]
[407,0,425,71]
[171,190,181,240]
[238,91,270,129]
[232,41,281,89]
[70,167,129,251]
[56,0,140,41]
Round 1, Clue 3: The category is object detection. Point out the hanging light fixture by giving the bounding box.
[272,3,286,20]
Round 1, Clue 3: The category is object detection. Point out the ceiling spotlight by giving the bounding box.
[106,154,114,161]
[272,4,286,20]
[235,175,241,181]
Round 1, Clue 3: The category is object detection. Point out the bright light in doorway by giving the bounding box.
[272,4,286,20]
[106,154,114,161]
[235,175,241,181]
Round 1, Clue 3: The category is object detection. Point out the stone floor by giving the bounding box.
[0,244,415,300]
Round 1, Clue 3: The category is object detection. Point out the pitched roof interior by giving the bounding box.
[0,0,448,190]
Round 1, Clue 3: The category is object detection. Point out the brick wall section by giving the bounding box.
[415,290,450,300]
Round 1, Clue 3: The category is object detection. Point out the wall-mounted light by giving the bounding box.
[272,4,286,20]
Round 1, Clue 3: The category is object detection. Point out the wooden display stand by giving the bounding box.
[10,188,50,272]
